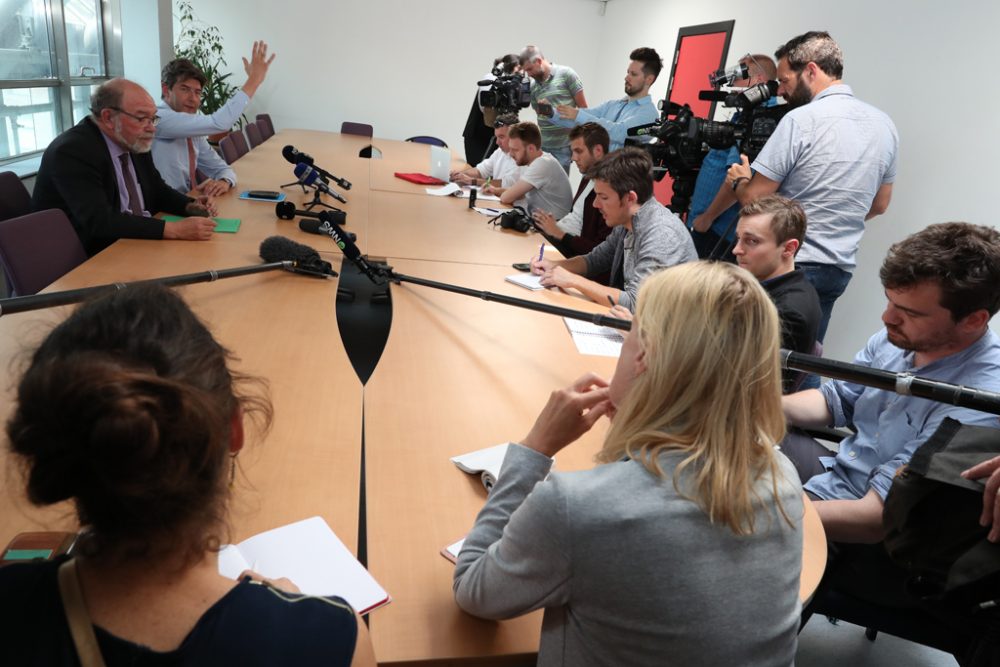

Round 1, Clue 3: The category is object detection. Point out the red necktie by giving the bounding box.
[187,138,198,190]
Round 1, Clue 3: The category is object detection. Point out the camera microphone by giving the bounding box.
[259,236,337,277]
[697,90,731,102]
[627,122,660,137]
[708,62,749,87]
[282,145,353,190]
[294,163,348,204]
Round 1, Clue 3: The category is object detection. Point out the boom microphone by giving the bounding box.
[282,145,352,190]
[259,236,336,277]
[275,201,347,226]
[317,222,385,285]
[294,163,348,204]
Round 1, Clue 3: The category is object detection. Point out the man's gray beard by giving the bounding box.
[113,120,152,153]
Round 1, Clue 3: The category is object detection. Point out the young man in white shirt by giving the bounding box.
[450,114,521,188]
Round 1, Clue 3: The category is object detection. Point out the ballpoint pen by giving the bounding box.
[538,244,545,262]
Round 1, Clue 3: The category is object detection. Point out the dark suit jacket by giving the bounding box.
[31,117,192,256]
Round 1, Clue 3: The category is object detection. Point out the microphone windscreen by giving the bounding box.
[282,145,297,164]
[275,200,296,219]
[260,236,335,276]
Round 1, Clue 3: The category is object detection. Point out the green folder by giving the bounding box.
[162,215,241,233]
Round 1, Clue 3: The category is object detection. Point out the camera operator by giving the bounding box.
[688,54,777,262]
[462,54,519,166]
[727,31,899,341]
[551,48,663,151]
[519,45,588,173]
[451,114,522,188]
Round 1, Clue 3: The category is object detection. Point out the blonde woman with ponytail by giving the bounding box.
[455,261,804,666]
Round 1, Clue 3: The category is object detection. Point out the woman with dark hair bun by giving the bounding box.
[0,285,374,666]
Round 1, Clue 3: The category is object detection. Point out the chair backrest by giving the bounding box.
[0,171,32,222]
[341,121,374,138]
[245,121,263,148]
[0,209,87,296]
[256,113,275,139]
[219,131,249,164]
[405,135,448,148]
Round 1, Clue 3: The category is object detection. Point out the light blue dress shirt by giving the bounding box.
[152,90,249,192]
[550,95,659,151]
[807,329,1000,501]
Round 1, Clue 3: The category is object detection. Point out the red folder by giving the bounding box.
[394,172,447,185]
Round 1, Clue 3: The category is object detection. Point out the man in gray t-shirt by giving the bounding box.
[728,31,899,342]
[484,122,573,219]
[530,147,696,311]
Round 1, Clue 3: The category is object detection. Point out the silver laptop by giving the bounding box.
[429,145,451,181]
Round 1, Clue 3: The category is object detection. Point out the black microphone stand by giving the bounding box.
[302,185,338,212]
[0,262,306,317]
[384,269,1000,416]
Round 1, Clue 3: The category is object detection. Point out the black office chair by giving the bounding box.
[405,135,448,148]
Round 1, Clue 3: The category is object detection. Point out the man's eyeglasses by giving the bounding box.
[110,107,161,127]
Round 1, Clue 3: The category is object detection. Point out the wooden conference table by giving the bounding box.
[0,130,825,665]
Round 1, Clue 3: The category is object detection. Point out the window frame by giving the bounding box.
[0,0,124,169]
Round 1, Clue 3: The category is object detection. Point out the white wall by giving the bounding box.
[154,0,999,363]
[121,0,166,95]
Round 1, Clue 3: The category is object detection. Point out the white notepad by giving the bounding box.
[218,516,390,614]
[505,273,544,290]
[564,317,624,357]
[451,442,510,490]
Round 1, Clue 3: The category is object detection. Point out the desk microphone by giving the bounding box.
[300,218,356,242]
[259,236,337,277]
[275,201,347,226]
[282,145,352,190]
[294,163,348,203]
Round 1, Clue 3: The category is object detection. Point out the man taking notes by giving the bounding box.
[483,122,572,219]
[530,148,695,311]
[531,122,612,260]
[450,114,522,188]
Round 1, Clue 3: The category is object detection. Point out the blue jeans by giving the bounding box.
[795,262,853,343]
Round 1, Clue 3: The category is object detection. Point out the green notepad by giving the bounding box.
[162,215,241,233]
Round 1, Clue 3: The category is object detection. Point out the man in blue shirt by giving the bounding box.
[780,222,1000,544]
[728,32,899,342]
[153,41,275,196]
[688,53,777,261]
[551,47,662,151]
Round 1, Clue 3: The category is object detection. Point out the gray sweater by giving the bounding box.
[582,197,697,311]
[454,444,803,667]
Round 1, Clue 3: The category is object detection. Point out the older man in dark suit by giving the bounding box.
[32,78,217,256]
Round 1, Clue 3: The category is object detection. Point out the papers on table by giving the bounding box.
[564,317,624,357]
[425,182,462,196]
[505,273,545,290]
[425,183,502,201]
[473,206,504,216]
[440,537,465,564]
[218,516,391,614]
[450,442,510,490]
[162,214,240,233]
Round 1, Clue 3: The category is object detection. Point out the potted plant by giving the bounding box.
[172,1,243,142]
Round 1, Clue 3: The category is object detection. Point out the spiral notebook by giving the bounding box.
[564,317,624,357]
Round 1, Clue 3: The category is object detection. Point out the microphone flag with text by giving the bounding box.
[294,163,348,204]
[282,145,352,190]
